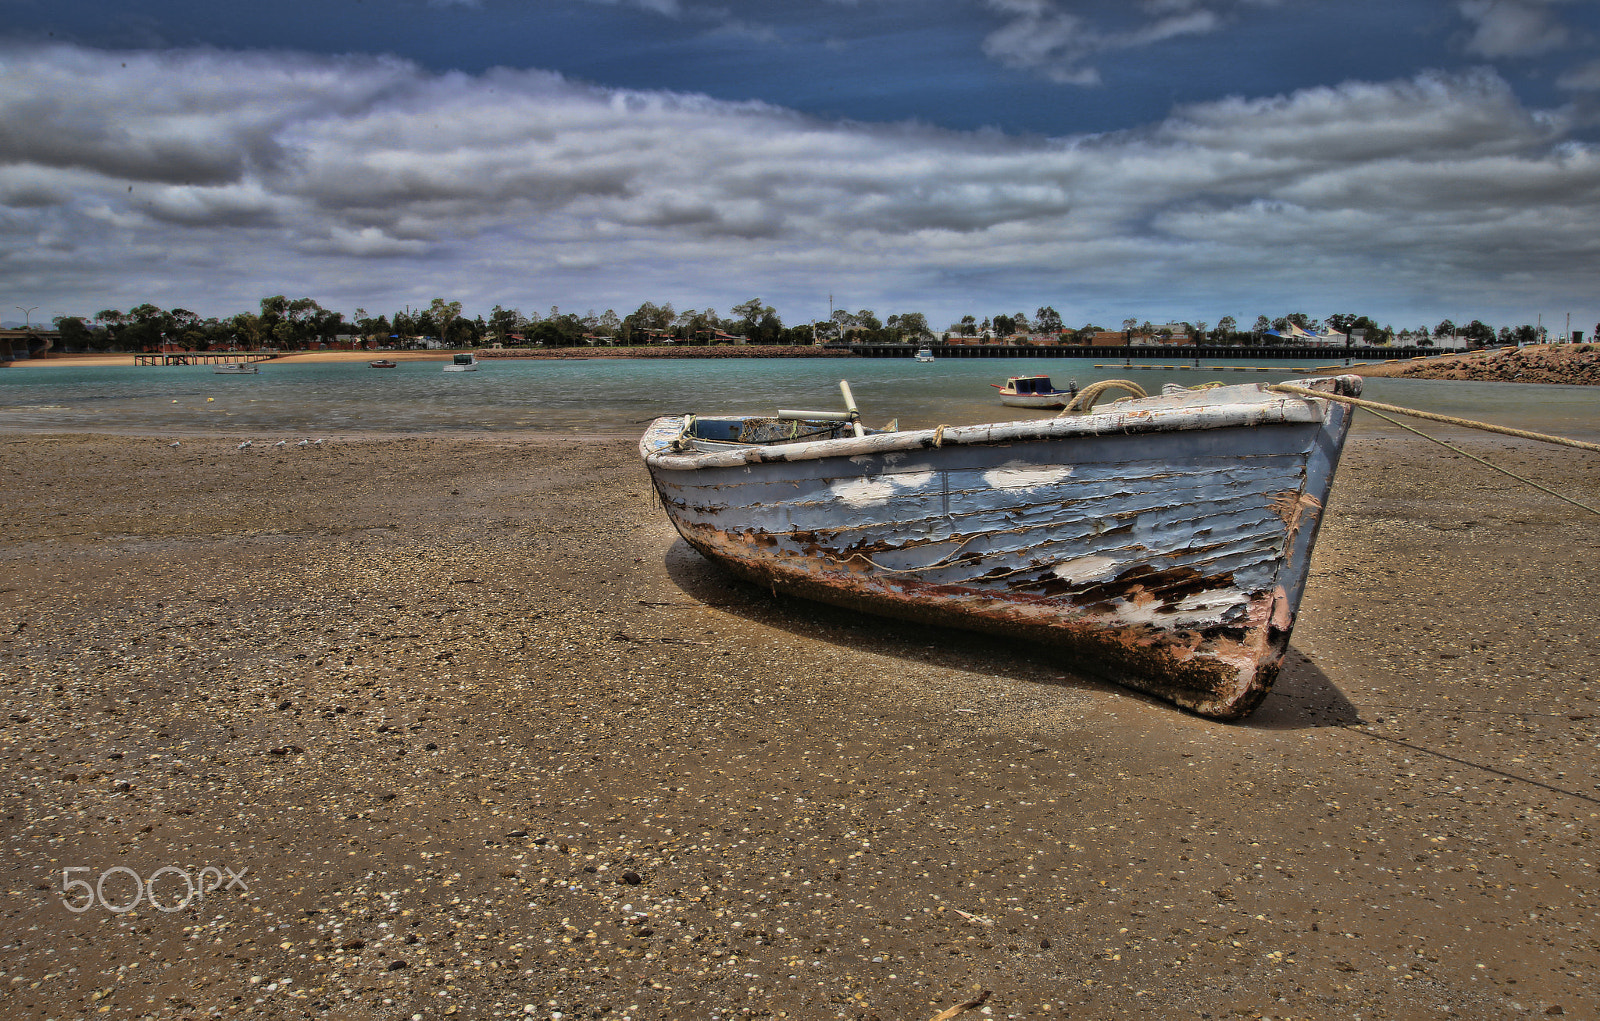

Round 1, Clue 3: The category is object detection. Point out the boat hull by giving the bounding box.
[641,377,1359,720]
[998,392,1072,409]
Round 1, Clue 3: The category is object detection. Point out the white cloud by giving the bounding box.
[1,43,1596,328]
[315,226,430,257]
[575,0,685,15]
[1557,58,1600,90]
[982,0,1227,84]
[1457,0,1572,58]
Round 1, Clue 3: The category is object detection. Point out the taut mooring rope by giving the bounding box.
[1269,383,1600,518]
[1269,383,1600,454]
[1362,407,1599,518]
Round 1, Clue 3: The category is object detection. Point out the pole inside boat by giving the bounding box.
[839,380,865,437]
[777,409,854,422]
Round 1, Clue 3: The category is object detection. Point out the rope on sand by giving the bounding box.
[1270,383,1600,518]
[1057,379,1148,416]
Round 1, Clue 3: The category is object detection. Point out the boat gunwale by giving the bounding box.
[642,376,1359,471]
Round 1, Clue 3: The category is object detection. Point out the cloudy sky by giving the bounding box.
[3,0,1599,334]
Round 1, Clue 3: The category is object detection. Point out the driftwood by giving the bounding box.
[928,989,993,1021]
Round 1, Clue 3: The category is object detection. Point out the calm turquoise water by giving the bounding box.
[3,356,1597,440]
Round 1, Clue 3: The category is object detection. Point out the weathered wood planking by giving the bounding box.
[641,377,1360,719]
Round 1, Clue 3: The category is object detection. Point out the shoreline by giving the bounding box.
[6,427,1598,1019]
[8,342,1596,384]
[1,345,852,368]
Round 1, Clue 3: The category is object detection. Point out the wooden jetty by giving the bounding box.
[134,353,275,367]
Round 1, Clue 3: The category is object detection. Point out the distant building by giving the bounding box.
[1129,331,1193,347]
[1089,331,1128,346]
[1265,323,1344,347]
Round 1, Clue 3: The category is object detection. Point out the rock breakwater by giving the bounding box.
[1369,344,1599,384]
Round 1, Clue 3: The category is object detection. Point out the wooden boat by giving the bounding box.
[640,376,1361,720]
[213,362,259,374]
[443,352,479,372]
[369,359,397,368]
[994,374,1077,408]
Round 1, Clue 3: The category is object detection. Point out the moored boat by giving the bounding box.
[640,376,1362,720]
[993,374,1076,408]
[443,352,479,372]
[213,362,259,374]
[369,359,397,368]
[914,348,935,362]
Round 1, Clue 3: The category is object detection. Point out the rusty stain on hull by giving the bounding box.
[641,376,1361,720]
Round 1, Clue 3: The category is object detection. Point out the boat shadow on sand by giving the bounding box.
[664,539,1359,732]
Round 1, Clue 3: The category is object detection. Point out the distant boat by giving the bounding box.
[993,374,1077,408]
[641,376,1362,720]
[213,363,259,374]
[443,352,479,372]
[369,359,398,368]
[914,348,935,363]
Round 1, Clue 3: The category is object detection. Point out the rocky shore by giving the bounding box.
[1349,344,1600,384]
[3,428,1597,1020]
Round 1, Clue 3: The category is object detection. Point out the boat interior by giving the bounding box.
[678,415,888,450]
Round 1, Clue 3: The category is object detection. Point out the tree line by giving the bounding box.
[45,296,1576,352]
[46,295,942,352]
[949,309,1559,347]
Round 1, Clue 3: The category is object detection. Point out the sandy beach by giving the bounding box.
[2,351,455,368]
[2,425,1597,1020]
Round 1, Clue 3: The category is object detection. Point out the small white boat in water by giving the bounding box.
[213,363,259,374]
[443,352,479,372]
[641,376,1361,720]
[914,348,935,363]
[993,374,1076,408]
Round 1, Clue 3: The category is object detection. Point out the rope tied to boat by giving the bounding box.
[931,424,950,448]
[1057,379,1148,416]
[1269,382,1600,518]
[671,415,697,451]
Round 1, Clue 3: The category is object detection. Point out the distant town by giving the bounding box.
[1,294,1588,359]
